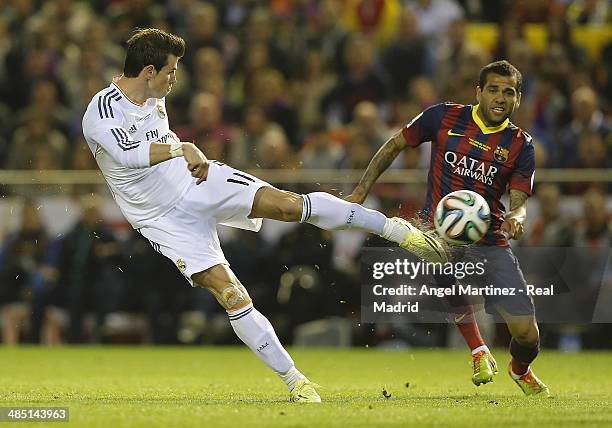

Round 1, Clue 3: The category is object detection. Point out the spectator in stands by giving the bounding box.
[558,86,611,168]
[321,34,390,126]
[0,199,59,345]
[242,6,292,76]
[6,115,68,170]
[347,101,388,152]
[577,131,609,169]
[229,105,285,168]
[566,0,611,25]
[435,17,479,91]
[531,71,568,144]
[597,41,612,106]
[512,100,554,165]
[54,195,125,343]
[507,39,536,97]
[192,47,225,93]
[545,14,587,68]
[17,80,70,138]
[183,2,224,73]
[510,0,558,23]
[254,127,295,169]
[299,121,344,170]
[575,188,611,247]
[342,0,401,48]
[291,48,337,130]
[306,0,350,74]
[566,188,612,325]
[408,0,464,51]
[523,184,574,247]
[176,92,236,162]
[227,41,272,107]
[249,68,299,146]
[383,7,429,96]
[337,131,374,170]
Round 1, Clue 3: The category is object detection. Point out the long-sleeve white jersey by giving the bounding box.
[82,82,193,228]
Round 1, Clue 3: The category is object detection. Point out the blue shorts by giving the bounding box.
[435,246,535,319]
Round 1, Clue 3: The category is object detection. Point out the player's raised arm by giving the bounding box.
[346,104,441,204]
[502,189,529,240]
[502,136,535,240]
[346,131,407,203]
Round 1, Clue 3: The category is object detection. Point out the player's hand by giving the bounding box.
[500,218,524,240]
[183,143,209,185]
[345,190,366,204]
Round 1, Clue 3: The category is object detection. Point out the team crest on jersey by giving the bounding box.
[157,105,166,118]
[176,259,186,271]
[494,146,509,163]
[128,124,137,134]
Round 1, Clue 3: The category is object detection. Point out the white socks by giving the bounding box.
[301,192,386,234]
[471,344,491,356]
[381,218,411,244]
[278,366,304,391]
[228,303,305,391]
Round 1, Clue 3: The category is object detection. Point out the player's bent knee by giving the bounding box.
[191,267,252,311]
[251,187,302,222]
[219,283,251,310]
[510,322,539,345]
[198,281,252,311]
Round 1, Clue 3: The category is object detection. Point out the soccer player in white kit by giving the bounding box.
[82,28,446,403]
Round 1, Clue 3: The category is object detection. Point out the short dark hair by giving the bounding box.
[479,60,522,92]
[123,28,185,77]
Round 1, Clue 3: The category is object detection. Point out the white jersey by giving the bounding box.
[82,82,193,228]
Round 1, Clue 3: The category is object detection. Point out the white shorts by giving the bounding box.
[137,161,270,284]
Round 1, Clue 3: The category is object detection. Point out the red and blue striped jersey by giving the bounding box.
[401,102,535,247]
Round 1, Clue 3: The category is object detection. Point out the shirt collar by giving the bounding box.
[472,104,510,134]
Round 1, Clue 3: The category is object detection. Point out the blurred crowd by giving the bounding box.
[0,0,611,347]
[0,0,610,172]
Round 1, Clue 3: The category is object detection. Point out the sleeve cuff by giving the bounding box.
[138,142,152,167]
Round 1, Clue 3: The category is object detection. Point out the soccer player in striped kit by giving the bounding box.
[347,61,549,396]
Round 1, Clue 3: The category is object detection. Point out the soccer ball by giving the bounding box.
[434,190,491,245]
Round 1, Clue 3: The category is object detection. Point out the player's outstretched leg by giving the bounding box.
[250,188,447,263]
[192,265,321,403]
[497,308,550,397]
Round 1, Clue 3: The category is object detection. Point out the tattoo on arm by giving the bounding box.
[354,132,406,196]
[507,189,528,221]
[509,189,528,211]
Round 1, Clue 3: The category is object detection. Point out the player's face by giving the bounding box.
[476,73,521,127]
[148,54,179,98]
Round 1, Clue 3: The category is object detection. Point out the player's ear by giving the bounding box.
[516,91,522,109]
[141,64,157,80]
[476,86,482,104]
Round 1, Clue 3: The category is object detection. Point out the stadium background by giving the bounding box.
[0,0,610,350]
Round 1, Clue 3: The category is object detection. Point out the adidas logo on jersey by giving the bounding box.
[128,124,137,134]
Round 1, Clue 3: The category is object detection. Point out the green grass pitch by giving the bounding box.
[1,347,611,427]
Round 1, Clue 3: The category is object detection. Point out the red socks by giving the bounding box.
[455,305,485,351]
[446,295,485,351]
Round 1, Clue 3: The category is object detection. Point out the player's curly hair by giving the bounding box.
[479,60,522,92]
[123,28,185,77]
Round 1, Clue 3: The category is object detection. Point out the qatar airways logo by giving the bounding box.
[444,152,498,185]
